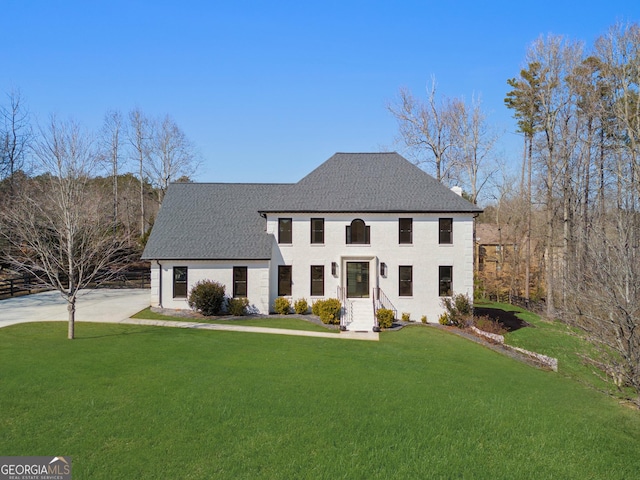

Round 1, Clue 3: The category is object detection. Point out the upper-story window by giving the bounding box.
[439,218,453,244]
[346,219,370,244]
[278,218,292,244]
[399,218,413,244]
[311,218,324,244]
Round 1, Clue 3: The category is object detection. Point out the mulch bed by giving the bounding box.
[474,307,530,332]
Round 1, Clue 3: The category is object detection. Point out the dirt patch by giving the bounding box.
[474,307,530,332]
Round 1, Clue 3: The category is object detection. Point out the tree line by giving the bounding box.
[389,21,640,405]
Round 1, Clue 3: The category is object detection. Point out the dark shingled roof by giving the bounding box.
[142,152,481,260]
[263,152,482,213]
[142,183,284,260]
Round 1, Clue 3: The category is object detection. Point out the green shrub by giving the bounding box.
[273,297,292,315]
[438,312,450,325]
[294,298,309,314]
[188,280,226,316]
[312,298,342,324]
[401,312,411,322]
[441,293,473,328]
[421,315,427,324]
[454,293,472,316]
[376,308,395,329]
[227,297,250,316]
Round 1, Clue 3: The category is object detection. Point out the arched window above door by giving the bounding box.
[346,219,370,244]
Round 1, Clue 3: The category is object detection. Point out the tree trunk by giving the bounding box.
[67,298,76,340]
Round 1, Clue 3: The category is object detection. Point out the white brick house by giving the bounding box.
[141,153,481,331]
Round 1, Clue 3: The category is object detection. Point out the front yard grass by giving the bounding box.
[478,301,630,400]
[131,307,338,333]
[1,321,639,478]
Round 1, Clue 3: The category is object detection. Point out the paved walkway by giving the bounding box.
[0,289,379,341]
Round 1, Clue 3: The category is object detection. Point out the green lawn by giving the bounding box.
[479,301,633,400]
[1,322,639,479]
[131,307,338,333]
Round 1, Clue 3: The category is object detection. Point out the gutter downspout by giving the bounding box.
[156,260,163,308]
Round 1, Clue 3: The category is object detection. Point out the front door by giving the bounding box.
[347,262,369,298]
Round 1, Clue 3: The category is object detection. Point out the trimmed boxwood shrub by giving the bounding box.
[227,297,250,316]
[401,312,411,322]
[376,308,395,329]
[312,298,342,324]
[273,297,292,315]
[188,280,226,316]
[294,298,309,314]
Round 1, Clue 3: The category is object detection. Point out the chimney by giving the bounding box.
[451,186,462,196]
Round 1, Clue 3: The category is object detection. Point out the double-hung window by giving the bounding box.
[399,265,413,296]
[279,218,292,244]
[439,218,453,244]
[311,265,324,296]
[439,266,452,296]
[173,267,188,298]
[399,218,413,244]
[311,218,324,244]
[233,267,248,297]
[278,265,292,296]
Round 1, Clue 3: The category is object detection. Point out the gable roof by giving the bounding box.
[142,152,481,260]
[261,152,481,213]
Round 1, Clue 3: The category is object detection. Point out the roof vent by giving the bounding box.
[451,186,463,196]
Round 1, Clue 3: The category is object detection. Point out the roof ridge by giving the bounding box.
[169,182,293,186]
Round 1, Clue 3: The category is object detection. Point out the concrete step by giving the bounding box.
[347,300,375,332]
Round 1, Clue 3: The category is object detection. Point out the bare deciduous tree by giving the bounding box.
[0,89,32,193]
[128,108,151,237]
[101,110,123,235]
[146,114,197,203]
[451,96,500,205]
[0,117,133,339]
[388,80,459,184]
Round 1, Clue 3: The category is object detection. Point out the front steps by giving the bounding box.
[345,299,375,332]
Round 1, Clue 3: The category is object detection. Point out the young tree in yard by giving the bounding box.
[0,117,133,339]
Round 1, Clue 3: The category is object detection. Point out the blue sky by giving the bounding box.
[2,1,639,185]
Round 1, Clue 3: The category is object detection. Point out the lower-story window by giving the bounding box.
[439,266,452,296]
[399,265,413,296]
[233,266,247,297]
[173,266,188,298]
[311,265,324,296]
[278,265,292,296]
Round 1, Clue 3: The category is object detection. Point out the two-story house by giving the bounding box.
[141,152,481,331]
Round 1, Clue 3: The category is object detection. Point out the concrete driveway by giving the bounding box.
[0,289,151,328]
